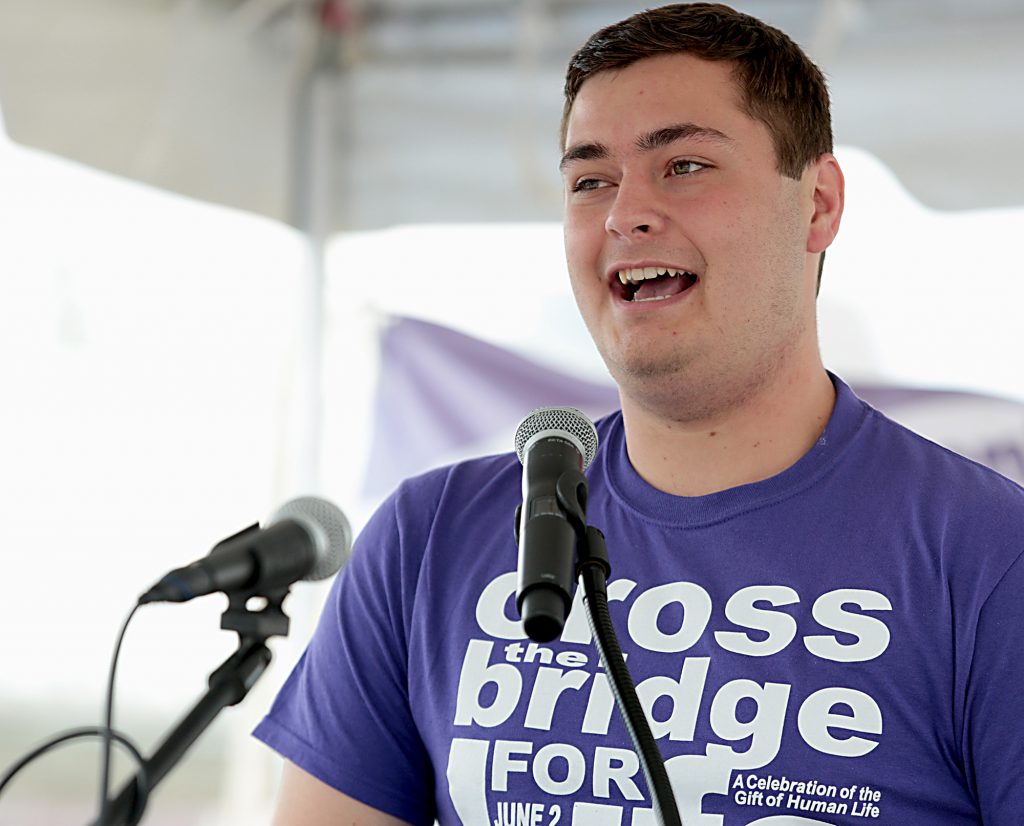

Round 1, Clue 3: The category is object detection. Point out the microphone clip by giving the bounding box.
[576,525,611,582]
[220,585,292,641]
[200,524,294,640]
[513,468,589,547]
[554,469,588,538]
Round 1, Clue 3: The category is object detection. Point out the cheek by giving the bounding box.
[563,218,605,292]
[563,213,598,260]
[566,264,600,320]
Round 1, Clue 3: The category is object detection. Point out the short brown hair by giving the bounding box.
[561,2,833,179]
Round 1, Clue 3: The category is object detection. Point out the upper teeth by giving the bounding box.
[618,267,689,284]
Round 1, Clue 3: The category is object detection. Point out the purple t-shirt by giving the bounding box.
[254,377,1024,825]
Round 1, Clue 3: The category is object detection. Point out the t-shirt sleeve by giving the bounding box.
[253,485,436,825]
[962,547,1024,823]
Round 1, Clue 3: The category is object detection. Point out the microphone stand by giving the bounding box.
[518,471,684,826]
[89,587,293,826]
[576,527,683,826]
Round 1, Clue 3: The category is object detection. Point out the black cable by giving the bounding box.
[580,563,683,826]
[0,726,149,825]
[98,601,143,824]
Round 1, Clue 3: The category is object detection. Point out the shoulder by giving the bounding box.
[849,395,1024,597]
[389,450,525,517]
[858,400,1024,511]
[354,450,525,569]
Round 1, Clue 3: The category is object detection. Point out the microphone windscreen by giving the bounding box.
[269,496,352,582]
[514,407,599,470]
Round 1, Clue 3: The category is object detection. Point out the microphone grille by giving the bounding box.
[514,406,599,469]
[270,496,353,582]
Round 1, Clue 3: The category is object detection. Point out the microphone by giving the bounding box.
[514,406,599,643]
[139,496,352,604]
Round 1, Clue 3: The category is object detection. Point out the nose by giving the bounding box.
[604,174,666,238]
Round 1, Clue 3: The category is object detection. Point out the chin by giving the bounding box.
[610,356,769,424]
[607,348,695,383]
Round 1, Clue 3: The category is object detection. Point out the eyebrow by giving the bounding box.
[559,122,734,171]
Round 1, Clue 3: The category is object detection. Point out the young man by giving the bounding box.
[255,4,1024,824]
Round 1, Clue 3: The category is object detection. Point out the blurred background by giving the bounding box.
[1,1,1022,824]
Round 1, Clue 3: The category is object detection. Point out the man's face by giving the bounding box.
[561,53,826,421]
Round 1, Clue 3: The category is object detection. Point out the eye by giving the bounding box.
[669,159,707,177]
[571,177,611,193]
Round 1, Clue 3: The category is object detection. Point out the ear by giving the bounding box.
[806,153,845,254]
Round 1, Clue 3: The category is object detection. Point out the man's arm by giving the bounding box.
[964,549,1024,820]
[271,761,415,826]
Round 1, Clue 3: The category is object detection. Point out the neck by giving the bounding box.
[619,364,836,497]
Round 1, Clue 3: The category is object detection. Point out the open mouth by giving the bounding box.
[614,266,699,303]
